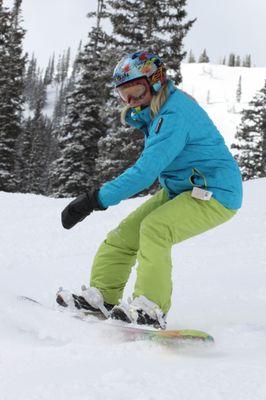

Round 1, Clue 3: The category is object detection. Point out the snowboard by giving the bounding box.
[18,295,214,345]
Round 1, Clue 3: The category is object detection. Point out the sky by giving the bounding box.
[3,0,266,68]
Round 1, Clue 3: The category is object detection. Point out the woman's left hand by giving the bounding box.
[61,189,106,230]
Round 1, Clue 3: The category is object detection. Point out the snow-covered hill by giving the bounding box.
[1,178,266,399]
[180,63,266,147]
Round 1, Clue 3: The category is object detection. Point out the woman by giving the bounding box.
[58,51,243,329]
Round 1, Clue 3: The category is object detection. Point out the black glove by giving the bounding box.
[61,189,107,230]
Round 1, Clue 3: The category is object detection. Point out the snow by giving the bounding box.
[180,63,266,147]
[1,178,266,399]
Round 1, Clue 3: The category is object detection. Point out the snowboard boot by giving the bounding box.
[56,286,114,318]
[110,295,167,329]
[109,300,132,324]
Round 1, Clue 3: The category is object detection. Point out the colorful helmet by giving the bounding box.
[112,51,167,93]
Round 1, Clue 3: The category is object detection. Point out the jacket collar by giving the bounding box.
[130,105,152,126]
[130,80,176,125]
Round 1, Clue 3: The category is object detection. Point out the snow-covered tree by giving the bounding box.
[236,75,242,103]
[228,53,235,67]
[19,99,52,193]
[54,54,62,83]
[198,49,209,63]
[0,0,26,192]
[235,55,241,67]
[43,54,55,85]
[187,49,196,63]
[52,44,85,128]
[24,53,37,99]
[107,0,195,85]
[23,54,47,111]
[54,49,72,84]
[52,83,68,128]
[231,81,266,180]
[54,51,69,84]
[48,6,111,196]
[243,54,251,68]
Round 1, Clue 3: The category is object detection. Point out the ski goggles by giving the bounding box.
[116,78,151,103]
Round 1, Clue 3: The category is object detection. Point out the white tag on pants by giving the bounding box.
[191,187,213,201]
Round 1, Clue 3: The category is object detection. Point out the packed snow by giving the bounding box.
[1,177,266,399]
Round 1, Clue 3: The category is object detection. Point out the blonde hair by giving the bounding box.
[120,82,169,125]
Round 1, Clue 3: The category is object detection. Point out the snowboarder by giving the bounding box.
[59,50,243,329]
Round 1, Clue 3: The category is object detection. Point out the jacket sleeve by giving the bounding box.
[98,112,189,208]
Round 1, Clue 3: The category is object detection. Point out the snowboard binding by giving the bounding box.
[56,286,114,317]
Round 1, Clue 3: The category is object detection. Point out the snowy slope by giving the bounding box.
[1,178,266,400]
[180,63,266,147]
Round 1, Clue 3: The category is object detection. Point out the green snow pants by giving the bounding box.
[90,189,237,314]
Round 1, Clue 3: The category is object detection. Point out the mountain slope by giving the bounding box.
[180,63,266,146]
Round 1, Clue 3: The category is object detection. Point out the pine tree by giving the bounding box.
[44,57,52,86]
[236,75,242,103]
[52,45,83,128]
[235,55,241,67]
[18,101,51,193]
[23,54,47,111]
[0,0,26,192]
[34,68,47,109]
[29,103,52,194]
[228,53,236,67]
[16,117,32,191]
[21,99,52,194]
[61,47,71,82]
[49,16,111,196]
[198,49,209,63]
[24,53,37,100]
[71,41,83,82]
[231,81,266,180]
[107,0,195,85]
[48,44,84,188]
[187,49,196,63]
[243,54,251,68]
[50,53,55,82]
[52,84,66,128]
[55,54,62,83]
[43,54,55,85]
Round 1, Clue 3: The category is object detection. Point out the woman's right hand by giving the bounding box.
[61,189,106,230]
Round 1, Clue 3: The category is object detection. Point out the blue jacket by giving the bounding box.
[98,80,243,210]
